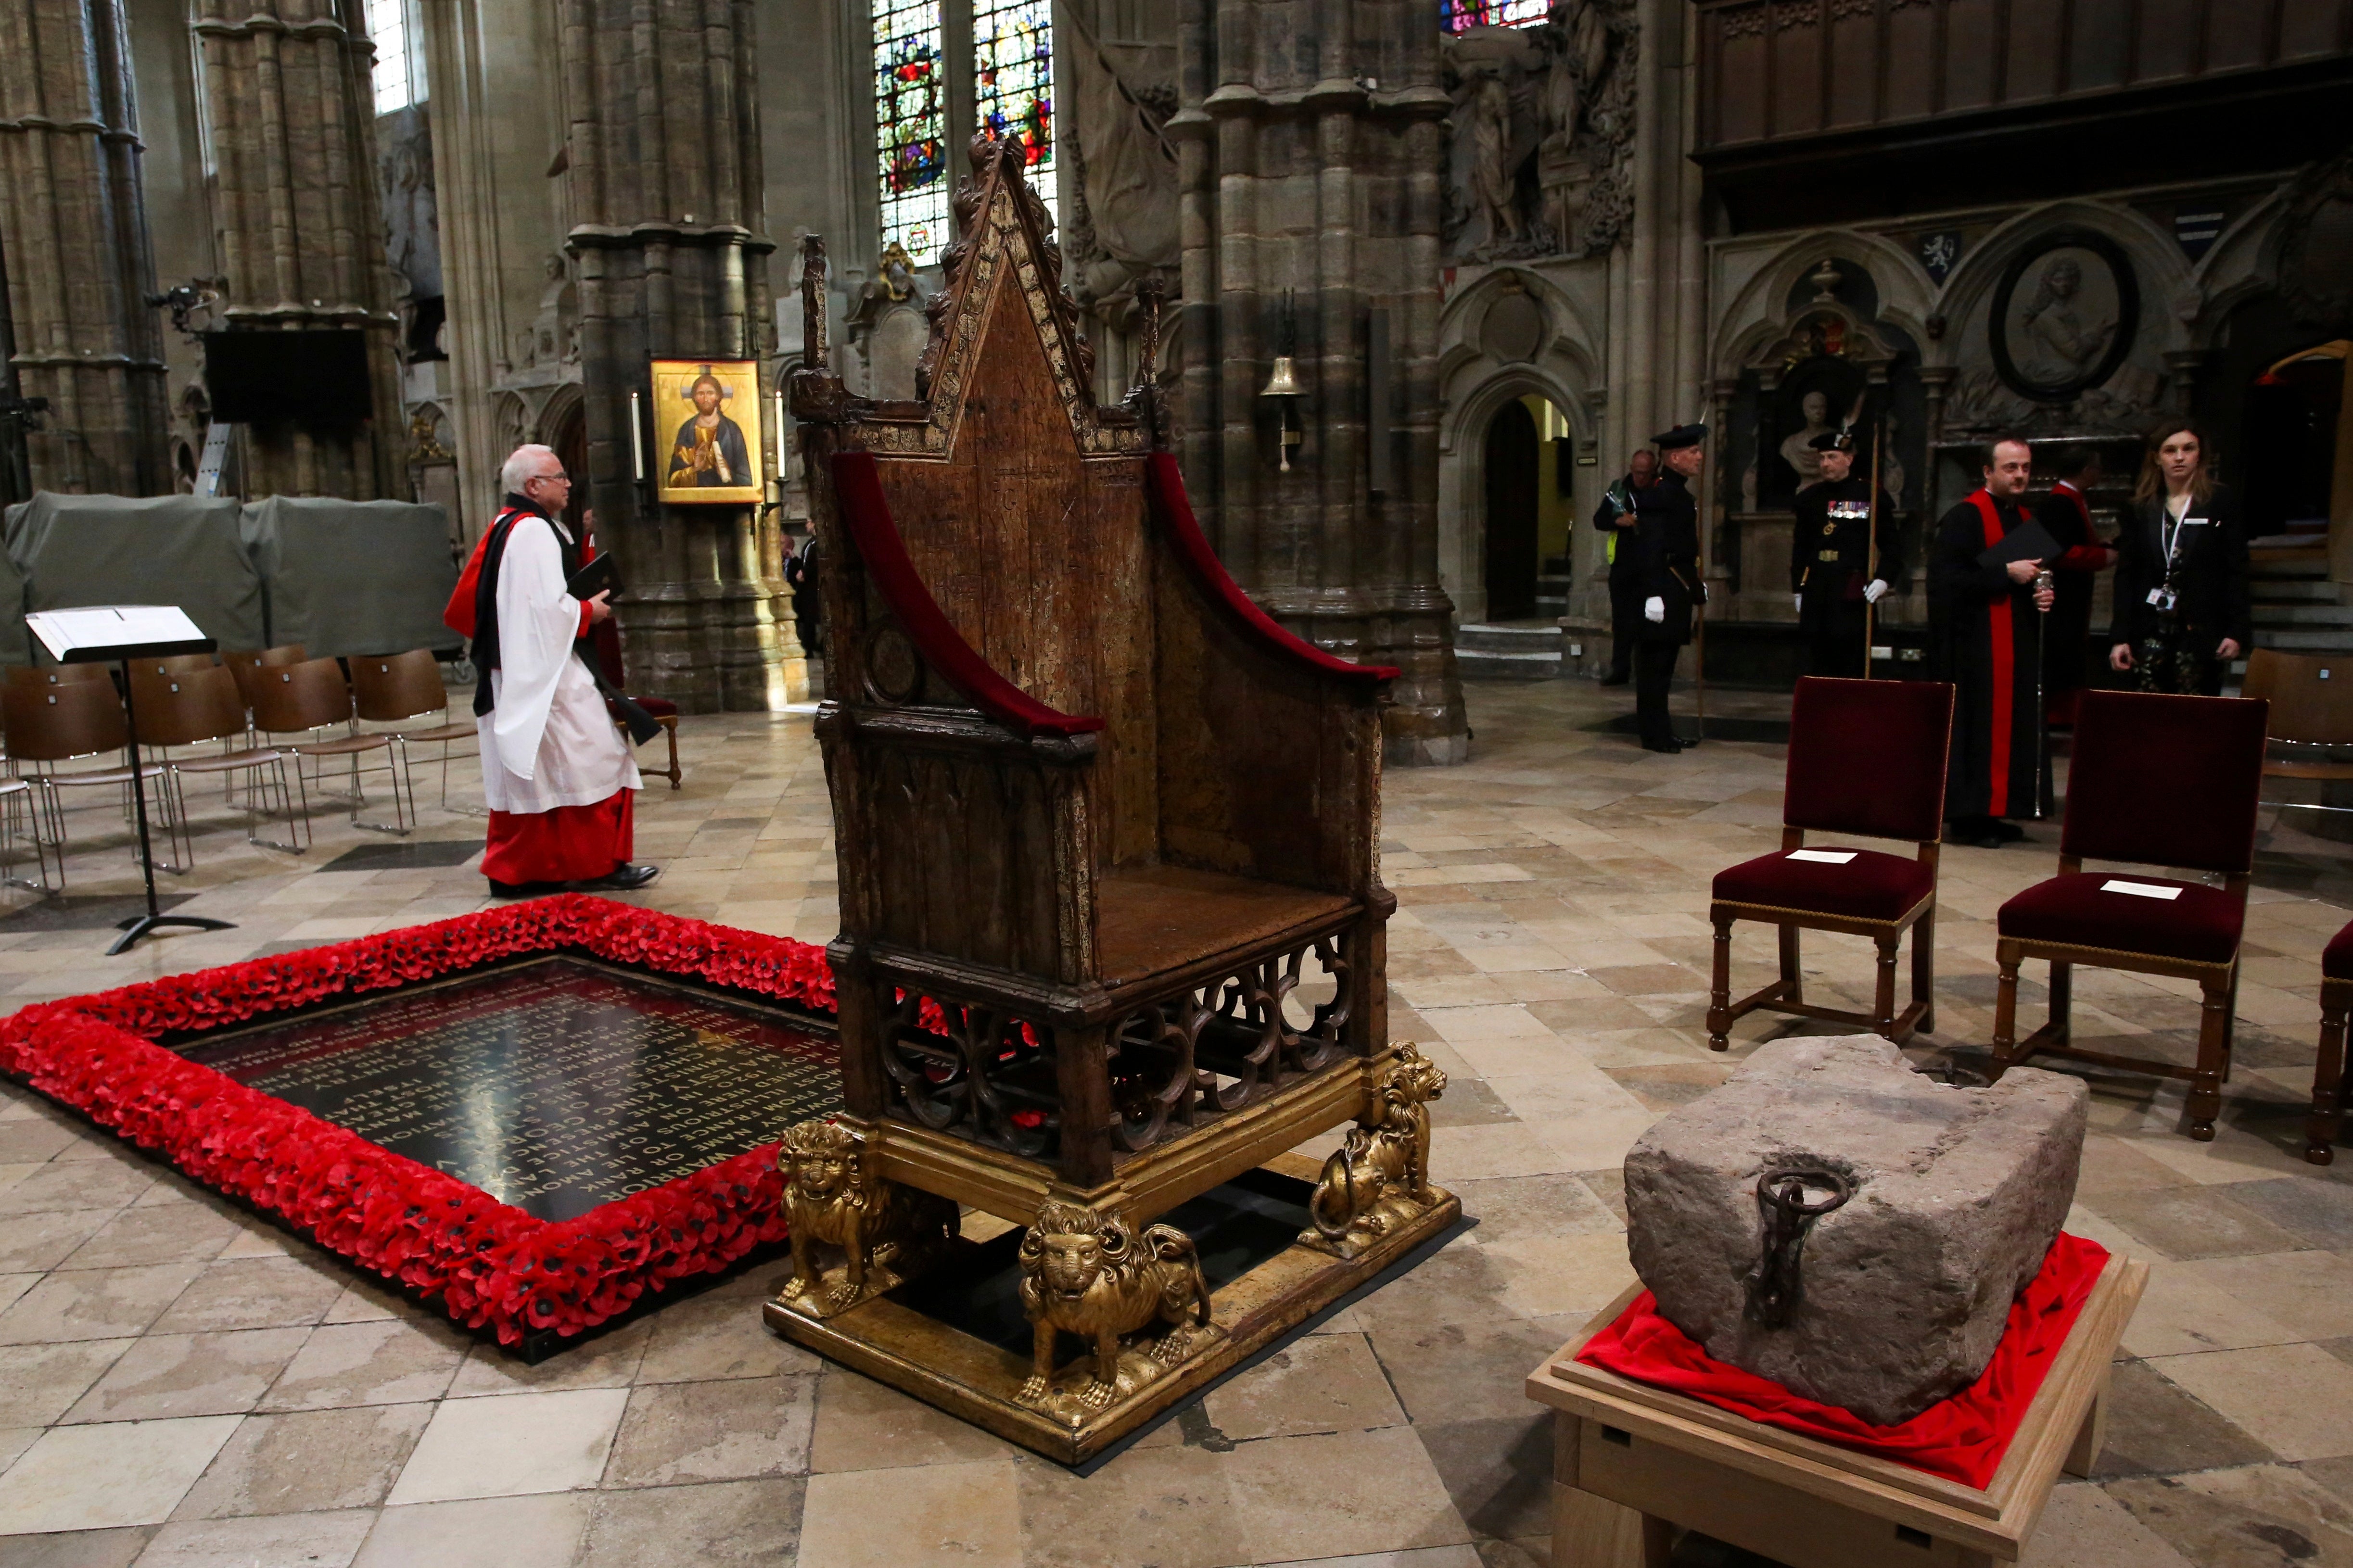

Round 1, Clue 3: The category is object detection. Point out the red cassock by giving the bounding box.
[1928,489,2047,822]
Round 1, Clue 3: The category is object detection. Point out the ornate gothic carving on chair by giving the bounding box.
[770,136,1455,1459]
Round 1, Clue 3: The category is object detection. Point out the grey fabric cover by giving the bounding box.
[0,508,30,666]
[239,498,459,657]
[4,493,264,655]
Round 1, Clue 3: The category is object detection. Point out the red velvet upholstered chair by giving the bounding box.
[1990,689,2270,1140]
[1705,677,1956,1052]
[2305,921,2353,1163]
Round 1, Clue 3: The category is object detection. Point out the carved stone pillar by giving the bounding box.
[0,0,170,495]
[558,0,802,712]
[191,0,404,498]
[1169,0,1467,766]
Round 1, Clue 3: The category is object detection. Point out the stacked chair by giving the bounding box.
[127,665,305,860]
[246,658,409,835]
[1,671,173,888]
[350,651,481,814]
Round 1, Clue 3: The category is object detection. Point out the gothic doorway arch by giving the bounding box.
[1484,401,1541,620]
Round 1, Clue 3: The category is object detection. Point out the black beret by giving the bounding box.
[1652,422,1707,450]
[1809,429,1856,453]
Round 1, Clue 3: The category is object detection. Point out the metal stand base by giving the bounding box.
[108,912,235,957]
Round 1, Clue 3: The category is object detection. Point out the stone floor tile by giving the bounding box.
[1469,1233,1637,1320]
[2120,1258,2306,1358]
[0,1339,135,1427]
[56,1209,241,1273]
[574,1477,803,1568]
[807,1369,1025,1473]
[0,1526,153,1567]
[2222,1176,2353,1251]
[2149,1343,2353,1461]
[256,1316,469,1412]
[1254,1550,1485,1568]
[797,1458,1023,1568]
[62,1328,310,1423]
[1224,1426,1473,1563]
[2091,1359,2278,1478]
[1014,1445,1245,1568]
[0,1161,155,1217]
[173,1403,435,1518]
[0,1416,241,1533]
[145,1258,344,1336]
[2089,1188,2315,1261]
[1201,1333,1407,1442]
[349,1493,595,1568]
[0,1211,116,1277]
[1414,1412,1551,1541]
[130,1509,377,1568]
[2106,1461,2353,1566]
[444,1318,651,1398]
[631,1277,822,1385]
[2018,1482,2199,1567]
[385,1387,631,1505]
[2169,1250,2353,1341]
[1445,1173,1623,1249]
[0,1264,205,1346]
[599,1373,815,1488]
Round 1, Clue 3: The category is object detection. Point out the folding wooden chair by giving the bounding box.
[2241,648,2353,815]
[350,651,480,816]
[1706,676,1956,1051]
[1990,689,2270,1141]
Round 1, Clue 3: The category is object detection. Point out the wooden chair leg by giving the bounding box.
[1871,935,1899,1039]
[2308,994,2348,1165]
[1777,923,1802,1004]
[2188,971,2231,1141]
[2049,960,2073,1048]
[661,715,681,789]
[1706,913,1733,1052]
[1989,939,2022,1079]
[1912,910,1936,1036]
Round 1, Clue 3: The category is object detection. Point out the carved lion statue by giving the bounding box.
[1016,1199,1212,1411]
[776,1119,957,1314]
[1307,1044,1449,1254]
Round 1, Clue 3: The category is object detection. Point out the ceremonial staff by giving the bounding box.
[1861,417,1884,680]
[1693,443,1709,746]
[2034,564,2054,818]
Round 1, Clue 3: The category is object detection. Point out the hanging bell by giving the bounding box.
[1259,356,1303,400]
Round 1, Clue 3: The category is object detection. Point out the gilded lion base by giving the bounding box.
[760,1160,1460,1465]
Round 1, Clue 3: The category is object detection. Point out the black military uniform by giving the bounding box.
[1628,424,1706,753]
[1789,430,1900,679]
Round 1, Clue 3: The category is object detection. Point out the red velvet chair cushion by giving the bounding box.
[604,695,678,720]
[2062,690,2269,875]
[1783,677,1956,842]
[2326,919,2353,981]
[1997,874,2244,964]
[1712,848,1936,923]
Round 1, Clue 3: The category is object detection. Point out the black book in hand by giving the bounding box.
[1976,518,2061,573]
[567,552,622,603]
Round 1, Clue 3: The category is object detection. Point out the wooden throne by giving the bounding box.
[765,137,1456,1461]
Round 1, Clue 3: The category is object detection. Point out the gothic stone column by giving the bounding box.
[0,0,170,495]
[1170,0,1468,765]
[191,0,405,497]
[558,0,801,713]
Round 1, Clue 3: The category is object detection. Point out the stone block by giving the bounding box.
[1622,1035,2088,1426]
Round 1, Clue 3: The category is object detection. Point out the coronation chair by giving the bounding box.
[1990,688,2270,1140]
[772,137,1437,1461]
[1706,676,1955,1052]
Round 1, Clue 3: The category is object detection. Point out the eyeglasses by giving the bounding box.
[530,472,572,486]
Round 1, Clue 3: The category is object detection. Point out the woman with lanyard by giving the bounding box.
[2109,420,2251,696]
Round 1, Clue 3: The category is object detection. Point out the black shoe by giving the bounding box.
[1597,672,1630,686]
[487,878,562,898]
[572,863,661,892]
[1641,736,1684,754]
[1991,820,2027,842]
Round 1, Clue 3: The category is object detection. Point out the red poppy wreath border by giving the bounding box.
[0,895,838,1346]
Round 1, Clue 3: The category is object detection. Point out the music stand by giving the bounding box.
[25,607,238,955]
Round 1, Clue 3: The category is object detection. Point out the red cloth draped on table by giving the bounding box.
[1575,1232,2110,1489]
[482,791,634,886]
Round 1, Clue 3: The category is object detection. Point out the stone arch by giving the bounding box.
[534,381,585,446]
[492,391,532,462]
[1713,230,1936,376]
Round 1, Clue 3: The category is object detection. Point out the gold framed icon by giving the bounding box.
[650,358,763,505]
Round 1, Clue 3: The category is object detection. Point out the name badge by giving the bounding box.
[1818,550,1842,562]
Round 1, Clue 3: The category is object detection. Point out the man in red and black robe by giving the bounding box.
[1928,436,2056,849]
[2032,446,2114,730]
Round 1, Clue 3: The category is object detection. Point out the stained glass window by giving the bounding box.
[874,0,948,266]
[1442,0,1549,31]
[973,0,1055,214]
[367,0,418,113]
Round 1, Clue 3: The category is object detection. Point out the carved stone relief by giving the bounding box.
[1064,8,1179,328]
[1444,1,1639,264]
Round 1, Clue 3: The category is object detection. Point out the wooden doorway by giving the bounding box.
[1484,400,1540,620]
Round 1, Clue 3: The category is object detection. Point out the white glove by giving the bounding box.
[1792,594,1804,615]
[1864,579,1889,604]
[1644,596,1665,624]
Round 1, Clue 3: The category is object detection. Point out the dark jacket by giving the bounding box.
[2108,482,2251,652]
[1790,476,1901,603]
[1593,475,1647,579]
[1627,469,1702,645]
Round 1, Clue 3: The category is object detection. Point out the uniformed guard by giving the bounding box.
[1788,429,1900,679]
[1627,423,1706,753]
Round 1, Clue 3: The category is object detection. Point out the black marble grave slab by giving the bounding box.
[178,955,841,1222]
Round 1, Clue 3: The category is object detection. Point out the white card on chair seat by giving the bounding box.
[2100,879,2182,900]
[1788,849,1857,864]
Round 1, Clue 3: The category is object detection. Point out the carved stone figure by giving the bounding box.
[774,1119,959,1317]
[1301,1045,1450,1260]
[2016,257,2116,385]
[1066,8,1178,316]
[1470,75,1525,246]
[1016,1199,1214,1416]
[1779,390,1837,492]
[1542,0,1611,149]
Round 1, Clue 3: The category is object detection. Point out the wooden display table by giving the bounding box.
[1525,1252,2147,1568]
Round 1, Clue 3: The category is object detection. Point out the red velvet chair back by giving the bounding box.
[2061,690,2269,875]
[1783,677,1956,843]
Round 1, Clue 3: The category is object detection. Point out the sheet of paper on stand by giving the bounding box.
[25,605,211,661]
